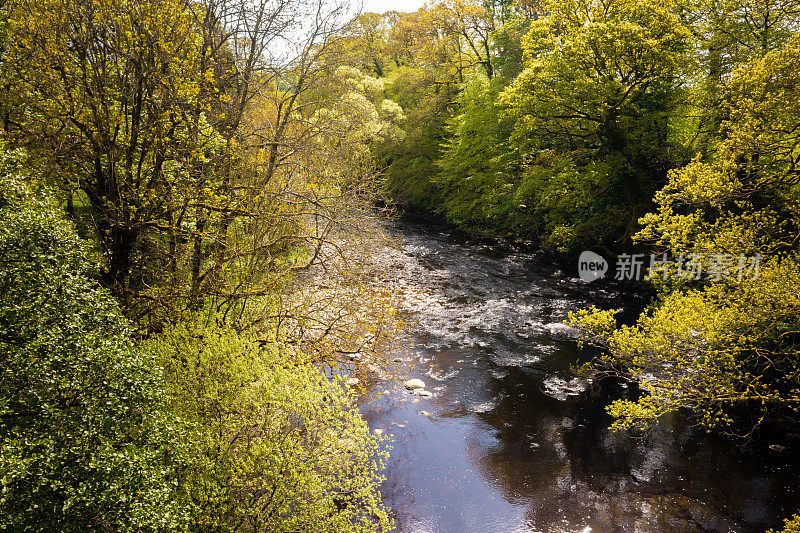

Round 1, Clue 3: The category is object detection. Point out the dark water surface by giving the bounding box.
[359,216,800,533]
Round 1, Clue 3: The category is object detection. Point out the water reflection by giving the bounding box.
[359,215,800,533]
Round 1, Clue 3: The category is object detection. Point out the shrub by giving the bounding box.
[149,323,393,532]
[0,154,187,531]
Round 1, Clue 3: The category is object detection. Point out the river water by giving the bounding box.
[359,215,800,533]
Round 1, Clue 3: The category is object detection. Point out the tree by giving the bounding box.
[2,0,395,333]
[435,72,518,229]
[3,0,214,295]
[676,0,800,155]
[0,150,186,531]
[150,323,394,532]
[343,13,390,77]
[570,35,800,433]
[500,0,692,249]
[427,0,497,79]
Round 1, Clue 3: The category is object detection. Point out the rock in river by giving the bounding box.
[404,378,426,390]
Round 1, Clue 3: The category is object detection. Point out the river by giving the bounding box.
[358,215,800,533]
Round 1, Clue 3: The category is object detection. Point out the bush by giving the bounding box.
[149,323,393,532]
[771,514,800,533]
[0,153,187,531]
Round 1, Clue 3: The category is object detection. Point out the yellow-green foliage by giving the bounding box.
[149,323,393,532]
[569,28,800,434]
[434,72,519,230]
[772,514,800,533]
[498,0,692,249]
[639,34,800,259]
[312,67,405,160]
[572,255,800,430]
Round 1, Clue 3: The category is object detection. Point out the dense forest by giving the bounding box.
[1,0,800,529]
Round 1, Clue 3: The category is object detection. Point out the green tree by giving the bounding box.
[380,65,457,211]
[435,72,519,230]
[570,35,800,433]
[677,0,800,155]
[0,151,186,531]
[150,323,394,532]
[500,0,692,250]
[3,0,214,294]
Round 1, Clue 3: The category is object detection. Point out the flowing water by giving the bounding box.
[359,215,800,533]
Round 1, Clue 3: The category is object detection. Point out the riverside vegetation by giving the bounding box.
[338,0,800,530]
[2,0,800,530]
[0,0,402,529]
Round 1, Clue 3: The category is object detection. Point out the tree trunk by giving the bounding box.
[104,225,136,296]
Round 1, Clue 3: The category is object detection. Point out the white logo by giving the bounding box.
[578,251,607,283]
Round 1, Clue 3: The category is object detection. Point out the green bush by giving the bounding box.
[149,323,393,532]
[0,153,187,531]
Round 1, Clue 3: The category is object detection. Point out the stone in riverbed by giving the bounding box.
[768,444,789,454]
[372,428,384,436]
[542,375,590,401]
[411,389,433,397]
[345,378,360,387]
[404,378,425,390]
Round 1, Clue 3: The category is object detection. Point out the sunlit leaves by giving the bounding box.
[574,38,800,431]
[498,0,692,249]
[149,323,394,532]
[0,153,186,530]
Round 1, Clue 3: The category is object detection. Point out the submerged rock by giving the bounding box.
[471,397,501,413]
[412,389,433,397]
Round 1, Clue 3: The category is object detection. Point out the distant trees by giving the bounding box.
[370,0,695,248]
[435,72,516,228]
[501,0,691,249]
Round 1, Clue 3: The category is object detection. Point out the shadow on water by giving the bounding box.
[359,215,800,533]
